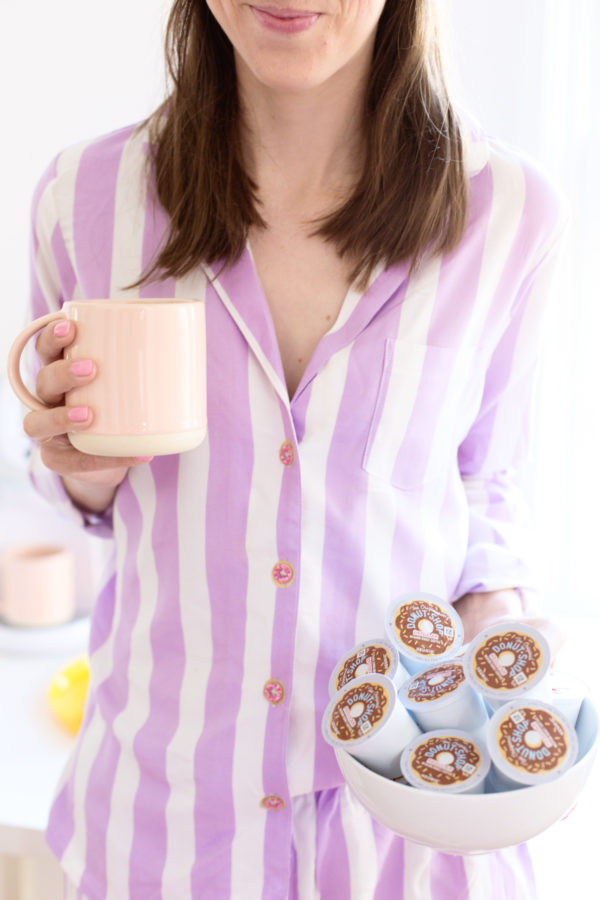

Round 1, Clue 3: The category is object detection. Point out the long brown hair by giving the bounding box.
[136,0,468,288]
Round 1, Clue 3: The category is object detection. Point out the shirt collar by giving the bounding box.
[460,112,490,178]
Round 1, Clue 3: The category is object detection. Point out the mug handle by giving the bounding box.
[7,311,67,411]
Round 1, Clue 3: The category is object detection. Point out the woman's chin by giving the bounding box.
[237,55,335,96]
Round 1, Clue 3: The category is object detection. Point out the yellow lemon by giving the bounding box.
[47,655,90,735]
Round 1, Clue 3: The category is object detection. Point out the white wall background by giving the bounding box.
[0,0,167,379]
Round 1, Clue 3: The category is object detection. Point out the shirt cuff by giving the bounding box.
[28,444,114,538]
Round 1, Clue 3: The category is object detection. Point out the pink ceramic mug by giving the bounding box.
[7,298,207,457]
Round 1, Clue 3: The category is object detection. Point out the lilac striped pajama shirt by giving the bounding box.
[28,120,565,899]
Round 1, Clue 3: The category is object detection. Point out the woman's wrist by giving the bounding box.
[62,476,118,515]
[454,588,524,643]
[454,588,566,660]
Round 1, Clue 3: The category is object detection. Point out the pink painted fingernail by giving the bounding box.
[54,321,70,337]
[70,359,93,377]
[67,406,89,423]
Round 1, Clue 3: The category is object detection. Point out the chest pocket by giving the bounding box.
[362,339,483,491]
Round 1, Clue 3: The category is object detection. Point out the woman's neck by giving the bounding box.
[237,56,370,216]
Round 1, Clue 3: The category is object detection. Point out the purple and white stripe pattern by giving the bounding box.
[28,122,565,899]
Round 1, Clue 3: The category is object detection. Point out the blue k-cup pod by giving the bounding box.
[549,670,588,727]
[385,593,464,674]
[399,660,489,739]
[322,673,421,778]
[400,728,491,794]
[486,699,578,790]
[328,638,410,698]
[464,621,552,711]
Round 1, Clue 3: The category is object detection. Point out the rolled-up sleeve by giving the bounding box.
[453,225,566,600]
[25,158,114,538]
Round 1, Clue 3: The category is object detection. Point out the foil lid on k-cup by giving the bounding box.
[487,700,578,788]
[321,674,421,778]
[402,661,467,706]
[400,661,490,736]
[464,622,551,707]
[385,593,464,672]
[328,638,408,697]
[400,729,491,794]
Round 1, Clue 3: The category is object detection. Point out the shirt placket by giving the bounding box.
[207,251,410,893]
[257,403,303,889]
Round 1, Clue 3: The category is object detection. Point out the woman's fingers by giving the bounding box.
[42,439,141,481]
[36,357,96,406]
[25,317,150,495]
[35,319,75,366]
[455,589,523,644]
[24,405,148,473]
[27,427,149,486]
[518,615,568,663]
[460,611,567,664]
[23,403,94,444]
[455,591,567,663]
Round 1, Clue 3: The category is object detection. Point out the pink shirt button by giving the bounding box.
[263,679,285,705]
[261,795,285,811]
[279,441,295,466]
[271,561,294,587]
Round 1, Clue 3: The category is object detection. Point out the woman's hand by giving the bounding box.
[22,319,150,513]
[454,589,566,662]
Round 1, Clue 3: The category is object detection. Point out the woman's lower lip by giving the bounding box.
[250,7,320,34]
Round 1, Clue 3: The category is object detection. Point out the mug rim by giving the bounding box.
[63,297,203,306]
[0,543,72,563]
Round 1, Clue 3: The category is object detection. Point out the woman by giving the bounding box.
[24,1,565,897]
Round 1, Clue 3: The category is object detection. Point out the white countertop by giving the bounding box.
[0,620,89,857]
[0,473,99,859]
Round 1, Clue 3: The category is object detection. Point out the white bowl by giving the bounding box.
[335,695,598,854]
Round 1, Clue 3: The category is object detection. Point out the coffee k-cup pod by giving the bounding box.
[385,593,464,673]
[464,622,552,710]
[486,700,578,790]
[322,674,421,778]
[328,638,409,698]
[400,661,489,739]
[549,670,587,728]
[400,729,491,794]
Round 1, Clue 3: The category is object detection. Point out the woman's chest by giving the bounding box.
[249,225,355,397]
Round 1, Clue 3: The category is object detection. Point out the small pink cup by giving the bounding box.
[7,298,207,457]
[0,544,76,627]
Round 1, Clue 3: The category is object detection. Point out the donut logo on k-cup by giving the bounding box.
[400,730,490,792]
[322,674,422,778]
[394,601,456,654]
[334,643,392,693]
[472,630,542,691]
[385,593,463,666]
[496,705,571,776]
[487,700,579,787]
[405,662,465,704]
[411,735,481,786]
[328,680,390,742]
